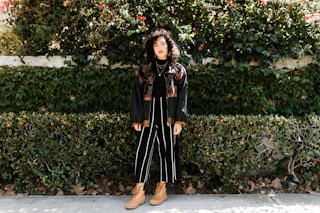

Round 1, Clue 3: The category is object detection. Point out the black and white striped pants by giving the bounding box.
[134,97,179,183]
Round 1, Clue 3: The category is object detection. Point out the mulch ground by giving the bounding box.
[1,175,320,196]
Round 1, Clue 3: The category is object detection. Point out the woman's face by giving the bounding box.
[153,36,168,60]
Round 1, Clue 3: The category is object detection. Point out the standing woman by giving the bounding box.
[126,28,188,209]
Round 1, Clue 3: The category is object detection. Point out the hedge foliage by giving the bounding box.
[0,112,135,193]
[0,64,319,116]
[0,66,133,113]
[0,0,319,194]
[0,112,319,194]
[189,63,320,116]
[6,0,320,65]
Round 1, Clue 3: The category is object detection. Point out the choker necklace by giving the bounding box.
[156,61,168,76]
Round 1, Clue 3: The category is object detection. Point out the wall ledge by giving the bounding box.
[0,55,316,70]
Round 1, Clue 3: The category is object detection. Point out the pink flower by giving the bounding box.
[305,13,320,23]
[138,23,147,31]
[304,13,320,23]
[301,0,308,3]
[136,15,146,21]
[99,3,105,10]
[305,14,311,21]
[0,0,10,10]
[313,13,320,22]
[260,0,267,6]
[227,0,234,5]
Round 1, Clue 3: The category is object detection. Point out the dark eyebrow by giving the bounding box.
[154,40,166,45]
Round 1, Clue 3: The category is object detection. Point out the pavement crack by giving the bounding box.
[268,195,281,206]
[268,195,291,213]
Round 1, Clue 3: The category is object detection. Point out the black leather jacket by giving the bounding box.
[130,62,188,127]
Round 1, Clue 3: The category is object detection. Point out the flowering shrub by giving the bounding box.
[6,0,320,66]
[203,0,320,66]
[6,0,320,65]
[8,0,142,65]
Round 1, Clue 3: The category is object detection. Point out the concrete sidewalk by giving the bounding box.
[0,193,320,213]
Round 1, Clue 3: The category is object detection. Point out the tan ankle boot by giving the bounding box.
[150,181,168,205]
[125,184,145,209]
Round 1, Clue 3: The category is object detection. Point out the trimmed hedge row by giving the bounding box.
[0,64,319,116]
[0,66,133,113]
[0,112,319,194]
[0,112,135,193]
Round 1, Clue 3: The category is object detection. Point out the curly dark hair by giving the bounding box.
[143,28,180,64]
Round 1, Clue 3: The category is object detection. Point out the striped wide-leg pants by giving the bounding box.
[134,97,179,183]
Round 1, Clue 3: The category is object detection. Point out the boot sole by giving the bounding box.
[125,200,146,209]
[149,196,168,206]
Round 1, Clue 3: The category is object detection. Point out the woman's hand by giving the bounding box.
[173,122,182,135]
[133,123,142,131]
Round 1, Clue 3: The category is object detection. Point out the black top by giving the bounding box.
[152,60,167,98]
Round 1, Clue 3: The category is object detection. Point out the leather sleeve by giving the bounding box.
[130,67,144,124]
[175,64,188,124]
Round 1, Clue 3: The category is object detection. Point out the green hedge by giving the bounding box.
[0,112,136,193]
[1,0,319,195]
[188,63,320,115]
[0,112,319,194]
[185,114,320,192]
[0,64,319,116]
[0,66,133,113]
